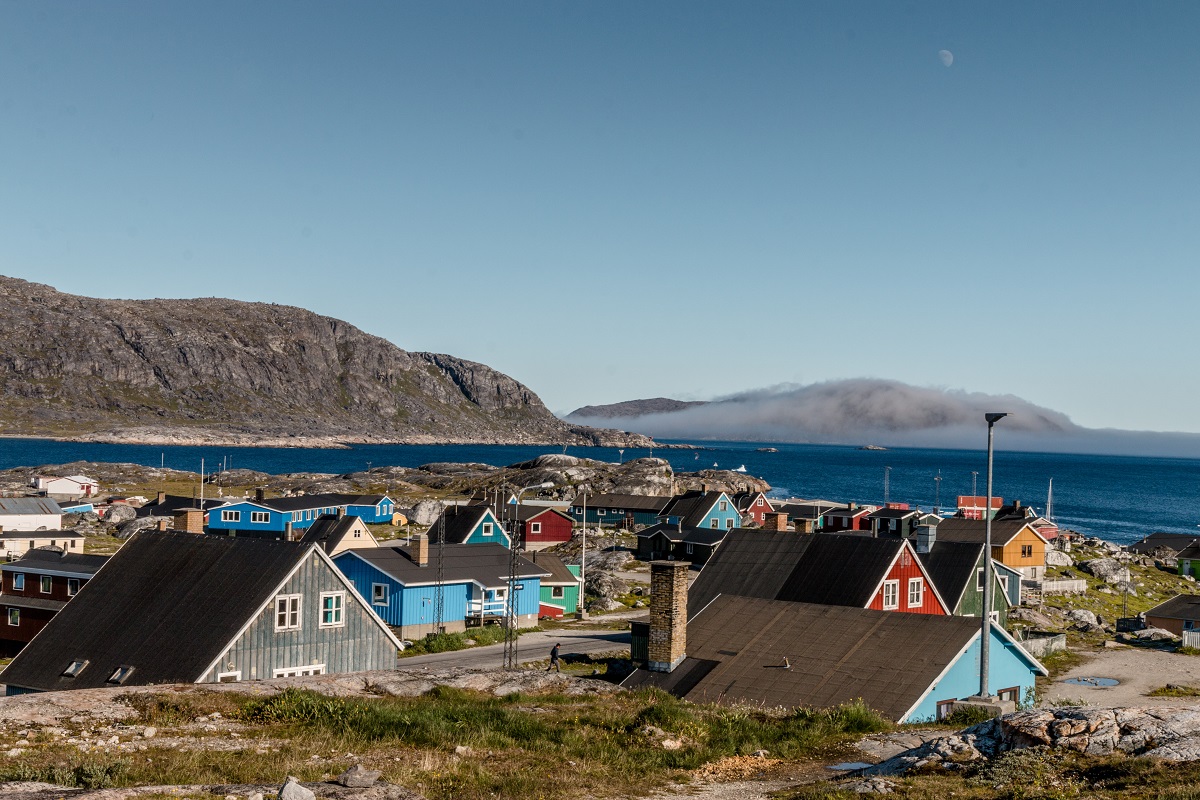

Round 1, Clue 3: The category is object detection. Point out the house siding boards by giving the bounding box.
[906,629,1040,721]
[520,508,574,549]
[866,547,946,615]
[0,497,65,533]
[658,492,741,531]
[333,553,471,637]
[197,552,398,683]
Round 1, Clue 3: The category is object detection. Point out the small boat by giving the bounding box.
[733,465,747,473]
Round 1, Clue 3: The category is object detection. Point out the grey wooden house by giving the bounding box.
[2,531,402,695]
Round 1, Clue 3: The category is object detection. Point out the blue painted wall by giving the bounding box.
[208,497,395,532]
[348,498,394,523]
[905,628,1042,722]
[659,493,741,531]
[461,509,511,547]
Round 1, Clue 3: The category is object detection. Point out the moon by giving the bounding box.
[938,49,954,67]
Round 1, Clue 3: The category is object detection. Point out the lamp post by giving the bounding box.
[579,490,588,619]
[504,481,554,670]
[979,412,1008,700]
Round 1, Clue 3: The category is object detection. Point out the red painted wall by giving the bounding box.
[2,571,87,602]
[523,510,573,545]
[867,547,945,615]
[744,494,773,525]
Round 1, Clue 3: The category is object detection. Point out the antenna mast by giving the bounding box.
[504,485,520,670]
[435,509,445,635]
[1046,478,1054,524]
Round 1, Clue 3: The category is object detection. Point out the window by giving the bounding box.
[372,583,389,606]
[999,575,1009,595]
[530,522,541,534]
[40,575,52,594]
[719,501,728,511]
[976,568,985,592]
[907,578,924,608]
[710,518,719,529]
[108,665,135,684]
[551,586,565,599]
[293,511,302,522]
[12,573,24,591]
[997,687,1020,704]
[67,578,80,596]
[62,659,88,678]
[572,507,581,514]
[353,530,361,538]
[482,522,493,536]
[494,588,506,600]
[320,592,345,628]
[685,543,694,555]
[273,664,325,678]
[7,608,18,627]
[274,594,302,630]
[1021,544,1033,558]
[989,610,1000,623]
[70,540,77,549]
[882,580,899,610]
[597,508,606,516]
[251,511,270,524]
[756,497,764,506]
[217,671,242,683]
[221,510,241,523]
[725,518,735,529]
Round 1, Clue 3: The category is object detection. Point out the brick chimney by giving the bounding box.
[156,519,169,531]
[174,508,204,534]
[648,561,689,673]
[766,512,790,532]
[413,534,430,567]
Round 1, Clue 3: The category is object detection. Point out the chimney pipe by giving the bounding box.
[285,521,294,541]
[255,488,265,503]
[648,561,689,673]
[337,506,346,518]
[916,522,937,554]
[157,519,168,532]
[1014,500,1021,509]
[414,533,430,567]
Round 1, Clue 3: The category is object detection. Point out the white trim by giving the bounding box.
[907,577,924,608]
[882,580,900,610]
[332,549,550,589]
[216,670,242,683]
[274,594,302,631]
[319,591,346,628]
[899,630,979,722]
[371,583,390,606]
[220,510,241,523]
[273,664,326,678]
[250,511,270,524]
[861,540,951,614]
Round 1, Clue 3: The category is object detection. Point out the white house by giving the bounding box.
[0,498,64,533]
[34,475,99,498]
[0,530,85,560]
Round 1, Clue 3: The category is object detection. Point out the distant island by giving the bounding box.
[859,445,888,451]
[567,397,708,420]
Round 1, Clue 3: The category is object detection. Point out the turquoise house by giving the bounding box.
[430,505,510,547]
[569,494,672,528]
[657,491,741,531]
[333,540,547,639]
[529,552,583,617]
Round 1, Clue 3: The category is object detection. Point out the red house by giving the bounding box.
[823,504,873,532]
[733,491,774,525]
[514,506,575,551]
[0,549,107,656]
[957,496,1004,520]
[863,540,947,615]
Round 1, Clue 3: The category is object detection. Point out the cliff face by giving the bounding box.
[0,276,646,447]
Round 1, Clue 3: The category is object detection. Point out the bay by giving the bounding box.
[1,437,1197,544]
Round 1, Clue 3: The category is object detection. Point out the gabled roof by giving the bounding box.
[573,494,673,513]
[867,507,921,520]
[0,595,67,612]
[0,497,63,515]
[774,535,934,609]
[935,518,1048,547]
[686,530,817,617]
[299,514,375,554]
[821,505,871,518]
[623,596,1031,721]
[1146,594,1200,621]
[920,540,987,612]
[0,531,379,692]
[658,491,728,527]
[0,548,108,575]
[511,505,574,523]
[1129,532,1199,555]
[638,523,732,548]
[1177,542,1200,560]
[529,552,581,585]
[732,491,772,512]
[428,505,504,545]
[337,543,547,588]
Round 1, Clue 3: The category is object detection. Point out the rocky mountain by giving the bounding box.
[0,276,649,447]
[566,397,707,420]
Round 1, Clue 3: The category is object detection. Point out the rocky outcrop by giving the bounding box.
[1081,558,1128,584]
[868,706,1200,776]
[0,276,649,448]
[567,397,708,420]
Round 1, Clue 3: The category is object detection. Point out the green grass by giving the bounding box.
[1178,647,1200,656]
[1149,685,1200,697]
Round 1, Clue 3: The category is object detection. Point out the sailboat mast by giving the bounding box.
[1046,478,1054,523]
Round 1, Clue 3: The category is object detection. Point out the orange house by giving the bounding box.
[935,519,1049,581]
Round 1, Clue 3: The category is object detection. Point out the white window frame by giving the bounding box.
[597,508,606,516]
[250,511,270,524]
[756,497,764,507]
[551,586,565,599]
[319,591,345,628]
[12,573,24,591]
[719,501,728,511]
[7,608,18,627]
[999,575,1010,595]
[221,510,241,523]
[372,583,389,606]
[907,577,924,608]
[274,594,302,631]
[494,588,506,600]
[725,518,735,529]
[882,580,900,610]
[685,542,694,555]
[40,575,52,594]
[67,578,80,596]
[977,567,985,592]
[989,610,1001,623]
[481,522,493,537]
[710,518,719,529]
[530,522,541,534]
[272,664,326,678]
[217,671,242,683]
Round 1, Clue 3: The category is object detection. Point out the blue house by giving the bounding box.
[333,538,548,639]
[428,505,510,547]
[568,494,673,528]
[206,491,395,538]
[625,592,1046,722]
[657,491,741,531]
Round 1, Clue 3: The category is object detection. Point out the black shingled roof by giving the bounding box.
[529,552,580,585]
[686,530,817,617]
[573,494,673,513]
[1130,533,1200,555]
[935,518,1042,546]
[337,543,547,587]
[919,540,987,613]
[0,549,108,575]
[428,505,503,545]
[299,515,370,554]
[659,491,726,527]
[773,535,908,607]
[135,494,224,518]
[1146,594,1200,621]
[0,532,315,692]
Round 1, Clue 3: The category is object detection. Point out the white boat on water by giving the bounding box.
[733,464,747,473]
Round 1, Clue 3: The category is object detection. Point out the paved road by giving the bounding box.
[397,626,631,670]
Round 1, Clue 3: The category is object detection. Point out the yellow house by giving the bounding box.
[935,518,1049,581]
[299,514,379,557]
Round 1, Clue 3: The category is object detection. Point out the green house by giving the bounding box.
[921,540,1011,625]
[530,552,582,617]
[1178,542,1200,579]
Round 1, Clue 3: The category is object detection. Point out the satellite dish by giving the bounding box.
[938,50,954,68]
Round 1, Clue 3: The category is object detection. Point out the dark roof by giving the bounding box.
[136,494,224,518]
[1129,533,1200,555]
[337,543,547,587]
[994,504,1037,521]
[659,491,725,527]
[0,531,318,692]
[686,530,817,617]
[0,595,67,612]
[775,501,845,520]
[1,549,108,575]
[920,541,986,612]
[1177,542,1200,560]
[529,552,580,585]
[428,505,500,545]
[1146,594,1200,621]
[0,498,63,515]
[299,515,366,554]
[934,518,1039,546]
[623,595,999,721]
[0,530,85,541]
[867,508,920,520]
[821,505,871,517]
[732,491,770,511]
[773,535,908,608]
[638,523,732,547]
[573,494,673,513]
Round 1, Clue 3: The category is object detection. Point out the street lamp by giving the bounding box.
[979,412,1008,701]
[503,481,554,670]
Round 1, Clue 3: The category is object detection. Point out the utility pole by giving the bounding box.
[435,510,445,635]
[504,482,554,669]
[934,470,942,514]
[883,466,891,505]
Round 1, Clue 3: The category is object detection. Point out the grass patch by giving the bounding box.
[1040,648,1086,678]
[122,689,246,725]
[397,625,540,656]
[1177,647,1200,656]
[1149,685,1200,697]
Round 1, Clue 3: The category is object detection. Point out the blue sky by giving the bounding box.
[3,2,1198,432]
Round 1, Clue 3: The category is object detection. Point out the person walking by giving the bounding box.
[547,642,562,672]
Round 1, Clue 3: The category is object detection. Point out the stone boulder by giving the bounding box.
[1066,609,1100,627]
[116,516,172,538]
[1081,558,1127,584]
[1045,549,1074,568]
[103,504,137,524]
[410,500,444,527]
[1136,627,1179,642]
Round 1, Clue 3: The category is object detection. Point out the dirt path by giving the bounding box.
[1044,646,1200,706]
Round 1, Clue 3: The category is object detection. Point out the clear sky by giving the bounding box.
[3,2,1198,432]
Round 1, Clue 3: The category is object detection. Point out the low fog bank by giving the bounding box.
[567,380,1200,459]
